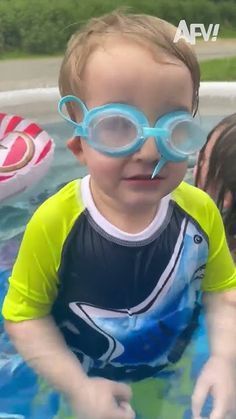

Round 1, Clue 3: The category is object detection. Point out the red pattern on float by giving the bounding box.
[0,113,55,202]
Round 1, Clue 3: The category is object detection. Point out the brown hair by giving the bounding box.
[195,113,236,246]
[195,113,236,189]
[59,9,200,117]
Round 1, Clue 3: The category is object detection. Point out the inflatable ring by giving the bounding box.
[0,113,55,202]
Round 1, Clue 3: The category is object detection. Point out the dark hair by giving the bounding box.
[195,113,236,188]
[196,114,236,239]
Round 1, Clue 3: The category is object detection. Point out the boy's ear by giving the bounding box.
[66,136,86,165]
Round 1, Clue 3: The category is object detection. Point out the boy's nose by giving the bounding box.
[133,136,160,162]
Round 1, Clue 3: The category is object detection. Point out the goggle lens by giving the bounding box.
[88,114,138,149]
[169,120,205,155]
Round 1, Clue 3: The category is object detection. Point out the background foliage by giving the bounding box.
[0,0,236,55]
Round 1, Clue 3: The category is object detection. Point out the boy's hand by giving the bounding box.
[69,377,135,419]
[192,356,236,419]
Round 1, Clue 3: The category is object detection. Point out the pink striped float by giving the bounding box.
[0,113,55,202]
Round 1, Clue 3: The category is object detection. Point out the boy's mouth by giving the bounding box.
[125,174,165,180]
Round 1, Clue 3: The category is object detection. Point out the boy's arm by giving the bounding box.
[192,289,236,419]
[204,289,236,359]
[5,316,134,419]
[4,315,87,399]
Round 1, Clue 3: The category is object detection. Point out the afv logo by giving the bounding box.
[174,20,220,45]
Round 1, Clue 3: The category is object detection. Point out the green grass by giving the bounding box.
[200,56,236,81]
[1,44,236,83]
[0,50,61,60]
[218,27,236,39]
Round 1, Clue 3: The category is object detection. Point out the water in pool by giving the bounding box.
[0,116,223,418]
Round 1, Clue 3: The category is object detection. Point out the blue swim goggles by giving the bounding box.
[58,95,206,178]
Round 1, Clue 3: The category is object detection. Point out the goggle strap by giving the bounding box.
[58,95,87,128]
[74,127,84,136]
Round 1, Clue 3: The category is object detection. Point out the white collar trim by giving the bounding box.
[80,174,170,242]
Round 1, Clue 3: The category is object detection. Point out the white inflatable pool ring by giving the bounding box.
[0,113,55,202]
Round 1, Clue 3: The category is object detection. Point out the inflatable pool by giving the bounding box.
[0,107,214,418]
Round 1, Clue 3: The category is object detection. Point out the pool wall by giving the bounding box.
[0,82,236,124]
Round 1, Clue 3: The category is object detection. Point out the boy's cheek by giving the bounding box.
[168,161,188,179]
[82,147,126,174]
[89,158,123,178]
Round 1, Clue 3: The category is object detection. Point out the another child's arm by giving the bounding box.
[5,315,134,419]
[192,290,236,419]
[190,196,236,419]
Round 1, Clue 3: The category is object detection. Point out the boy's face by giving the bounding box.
[68,38,193,213]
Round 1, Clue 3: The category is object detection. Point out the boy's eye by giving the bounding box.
[101,116,134,132]
[89,115,138,147]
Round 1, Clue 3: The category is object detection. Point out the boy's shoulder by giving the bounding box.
[172,180,218,220]
[14,179,85,273]
[30,178,84,228]
[174,180,213,202]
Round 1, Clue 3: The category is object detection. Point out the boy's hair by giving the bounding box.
[59,9,200,117]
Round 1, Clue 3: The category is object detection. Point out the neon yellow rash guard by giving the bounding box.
[2,176,236,381]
